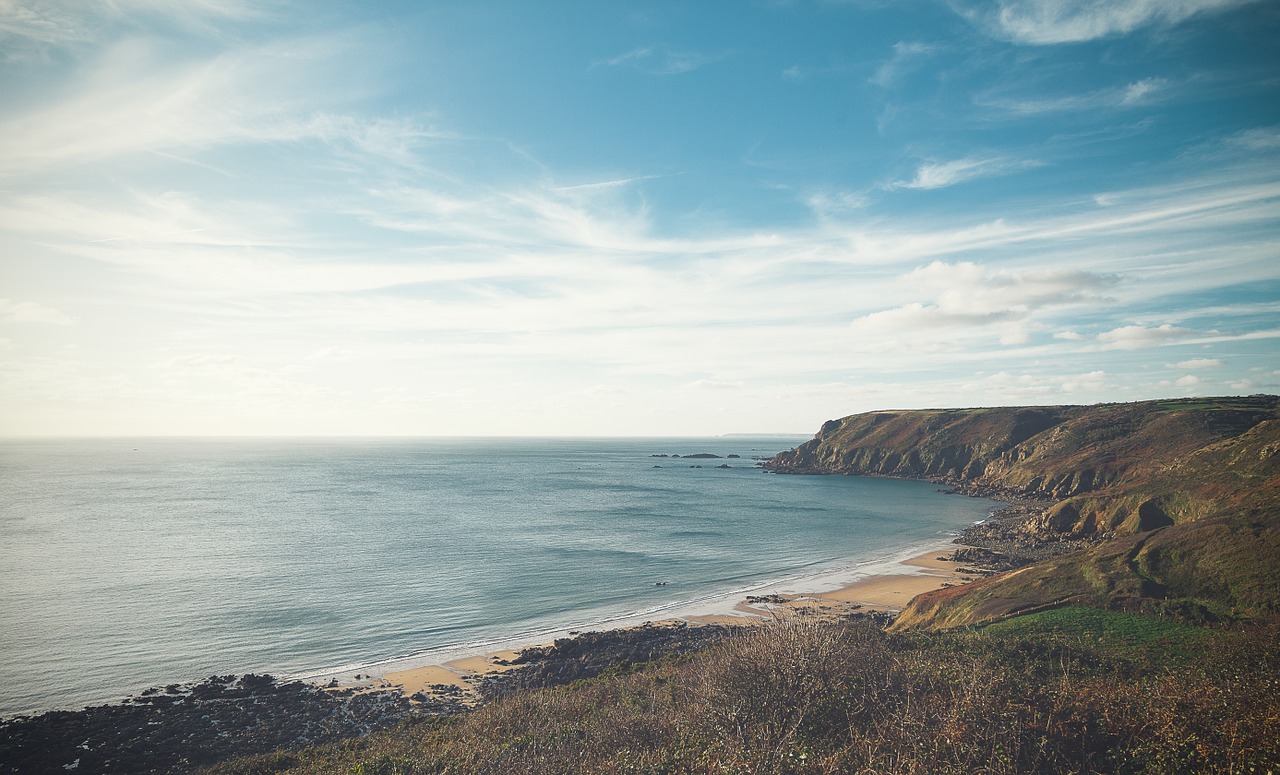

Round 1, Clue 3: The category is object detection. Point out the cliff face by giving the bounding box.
[767,396,1280,628]
[767,396,1279,536]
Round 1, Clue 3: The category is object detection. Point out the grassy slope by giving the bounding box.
[767,396,1280,630]
[204,613,1280,775]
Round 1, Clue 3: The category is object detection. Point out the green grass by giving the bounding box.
[981,605,1218,667]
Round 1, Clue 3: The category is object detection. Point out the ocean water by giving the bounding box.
[0,437,1002,717]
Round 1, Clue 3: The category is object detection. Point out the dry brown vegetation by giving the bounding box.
[204,609,1280,775]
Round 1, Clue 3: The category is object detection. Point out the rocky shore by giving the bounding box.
[945,487,1096,566]
[0,623,745,774]
[475,620,735,700]
[0,674,444,775]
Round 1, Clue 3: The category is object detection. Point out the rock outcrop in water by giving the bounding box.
[766,396,1280,629]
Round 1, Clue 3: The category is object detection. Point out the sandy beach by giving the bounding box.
[360,542,979,702]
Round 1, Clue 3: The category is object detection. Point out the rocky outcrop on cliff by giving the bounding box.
[768,396,1280,628]
[767,396,1279,537]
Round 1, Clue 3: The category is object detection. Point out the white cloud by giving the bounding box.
[1097,324,1195,350]
[980,78,1171,116]
[1061,370,1109,393]
[870,41,937,88]
[0,35,416,175]
[891,156,1039,190]
[592,46,724,75]
[850,261,1116,345]
[1228,126,1280,152]
[963,0,1257,45]
[0,298,77,325]
[961,370,1114,398]
[1175,374,1202,387]
[0,0,274,61]
[1054,331,1085,341]
[1173,358,1223,369]
[806,189,870,215]
[684,379,746,391]
[1119,77,1169,105]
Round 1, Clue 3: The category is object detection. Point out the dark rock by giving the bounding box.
[0,673,443,775]
[481,622,736,700]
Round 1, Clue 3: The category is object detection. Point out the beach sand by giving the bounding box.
[382,650,523,699]
[719,545,975,621]
[352,542,977,703]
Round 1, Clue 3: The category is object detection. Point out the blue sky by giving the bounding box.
[1,0,1278,436]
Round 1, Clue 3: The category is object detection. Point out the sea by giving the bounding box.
[0,437,1004,717]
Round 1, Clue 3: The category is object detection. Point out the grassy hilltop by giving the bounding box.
[767,396,1280,629]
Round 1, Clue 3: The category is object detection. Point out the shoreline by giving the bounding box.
[1,509,1020,774]
[357,538,986,703]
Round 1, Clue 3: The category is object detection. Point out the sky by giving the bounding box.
[1,0,1278,437]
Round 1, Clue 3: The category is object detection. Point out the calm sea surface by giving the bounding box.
[0,437,1002,716]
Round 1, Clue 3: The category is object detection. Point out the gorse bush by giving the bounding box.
[205,612,1280,775]
[682,613,865,766]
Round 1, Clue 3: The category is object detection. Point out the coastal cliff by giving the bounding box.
[766,396,1280,628]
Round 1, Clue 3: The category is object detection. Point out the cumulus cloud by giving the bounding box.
[1097,324,1195,350]
[961,0,1257,45]
[0,298,77,325]
[1175,374,1202,387]
[962,369,1112,398]
[1174,358,1223,369]
[1061,370,1109,393]
[850,261,1116,345]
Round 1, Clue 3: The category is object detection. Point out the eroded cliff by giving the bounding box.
[767,396,1280,628]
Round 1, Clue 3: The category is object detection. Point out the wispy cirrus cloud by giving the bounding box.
[870,41,938,88]
[591,46,726,75]
[978,77,1171,116]
[956,0,1258,45]
[0,0,274,55]
[0,35,429,176]
[889,155,1041,190]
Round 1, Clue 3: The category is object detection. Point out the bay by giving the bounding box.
[0,437,1001,716]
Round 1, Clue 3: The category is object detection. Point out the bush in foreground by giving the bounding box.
[206,610,1280,775]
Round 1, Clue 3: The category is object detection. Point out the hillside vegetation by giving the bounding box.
[203,614,1279,775]
[766,396,1280,628]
